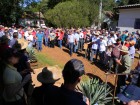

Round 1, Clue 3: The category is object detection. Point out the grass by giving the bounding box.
[35,51,64,69]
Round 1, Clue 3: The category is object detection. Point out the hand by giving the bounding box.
[116,59,122,65]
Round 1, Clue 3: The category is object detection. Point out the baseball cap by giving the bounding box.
[62,59,85,83]
[125,30,128,32]
[117,85,140,103]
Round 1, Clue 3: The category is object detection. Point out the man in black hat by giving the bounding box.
[59,59,88,105]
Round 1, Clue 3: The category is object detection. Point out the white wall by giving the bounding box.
[118,8,140,32]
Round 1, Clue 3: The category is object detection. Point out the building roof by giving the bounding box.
[115,4,140,9]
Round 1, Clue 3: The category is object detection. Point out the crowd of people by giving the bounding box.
[0,24,140,105]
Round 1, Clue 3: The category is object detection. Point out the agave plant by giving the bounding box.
[27,48,38,63]
[78,78,112,105]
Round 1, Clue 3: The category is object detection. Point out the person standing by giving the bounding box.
[98,36,107,65]
[58,29,64,49]
[67,31,74,56]
[108,39,122,73]
[116,46,131,93]
[79,30,84,51]
[129,40,136,68]
[59,59,88,105]
[2,48,31,105]
[90,32,99,63]
[9,32,18,48]
[74,30,80,53]
[44,28,49,47]
[31,67,60,105]
[49,30,56,48]
[121,31,127,44]
[36,29,44,51]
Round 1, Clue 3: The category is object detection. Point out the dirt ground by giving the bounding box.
[32,45,139,87]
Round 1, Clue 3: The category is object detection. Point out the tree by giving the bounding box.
[45,0,98,27]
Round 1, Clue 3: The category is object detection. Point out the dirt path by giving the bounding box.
[32,45,139,86]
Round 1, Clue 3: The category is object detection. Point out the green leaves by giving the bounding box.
[78,78,112,105]
[45,1,93,28]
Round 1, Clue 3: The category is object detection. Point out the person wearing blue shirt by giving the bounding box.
[36,29,44,51]
[121,31,127,43]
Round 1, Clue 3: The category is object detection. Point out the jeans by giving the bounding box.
[74,42,79,53]
[79,38,84,51]
[99,51,105,64]
[58,40,62,48]
[37,41,42,51]
[90,49,97,61]
[69,42,74,56]
[45,37,49,46]
[108,57,119,73]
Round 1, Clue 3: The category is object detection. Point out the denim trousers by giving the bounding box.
[90,49,97,61]
[69,42,74,56]
[58,40,62,48]
[74,42,79,53]
[45,37,49,46]
[37,41,42,51]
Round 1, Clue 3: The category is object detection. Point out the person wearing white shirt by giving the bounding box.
[99,36,107,64]
[24,31,29,40]
[67,31,75,56]
[79,31,84,51]
[27,34,34,48]
[74,31,80,53]
[90,33,99,62]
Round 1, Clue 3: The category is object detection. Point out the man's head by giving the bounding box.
[117,85,140,105]
[116,38,121,45]
[13,32,18,39]
[62,59,85,85]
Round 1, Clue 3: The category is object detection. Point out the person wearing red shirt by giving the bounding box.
[58,30,64,49]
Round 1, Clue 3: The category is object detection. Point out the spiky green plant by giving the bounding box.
[27,48,37,63]
[78,78,112,105]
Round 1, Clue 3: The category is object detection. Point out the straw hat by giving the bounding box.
[120,46,129,53]
[18,39,28,49]
[37,67,61,84]
[94,31,100,36]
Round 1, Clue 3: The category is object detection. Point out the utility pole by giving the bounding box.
[98,0,103,29]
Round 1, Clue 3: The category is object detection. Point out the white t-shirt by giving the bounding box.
[114,34,118,40]
[110,37,116,44]
[99,40,107,51]
[24,31,29,38]
[79,32,84,38]
[68,34,74,43]
[92,36,99,50]
[74,33,80,41]
[27,35,33,41]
